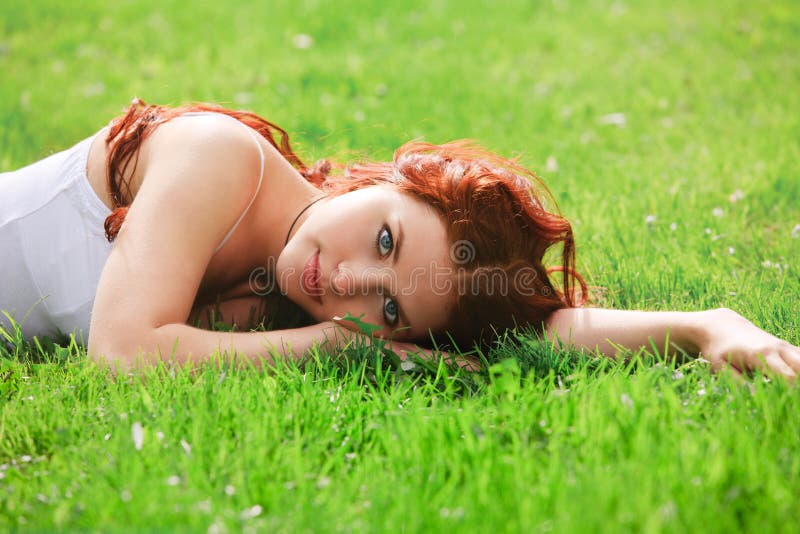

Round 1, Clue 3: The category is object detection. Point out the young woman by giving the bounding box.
[1,99,798,379]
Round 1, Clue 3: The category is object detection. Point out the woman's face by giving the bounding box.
[276,185,455,341]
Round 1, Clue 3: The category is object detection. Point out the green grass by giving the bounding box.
[1,0,799,531]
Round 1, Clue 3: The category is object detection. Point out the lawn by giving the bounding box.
[1,0,799,531]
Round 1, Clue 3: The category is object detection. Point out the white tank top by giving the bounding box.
[0,112,265,343]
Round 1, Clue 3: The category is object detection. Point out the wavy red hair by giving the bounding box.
[321,142,587,350]
[103,100,586,351]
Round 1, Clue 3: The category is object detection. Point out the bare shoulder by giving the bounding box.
[144,113,264,171]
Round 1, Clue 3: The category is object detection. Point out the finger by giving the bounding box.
[720,364,746,384]
[331,315,359,333]
[779,343,800,375]
[709,352,736,373]
[764,352,796,382]
[457,355,482,371]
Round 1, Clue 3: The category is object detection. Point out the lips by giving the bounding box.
[301,250,323,303]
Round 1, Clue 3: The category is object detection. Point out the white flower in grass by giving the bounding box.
[292,34,313,49]
[645,214,657,225]
[224,484,236,496]
[400,361,417,372]
[545,156,559,173]
[670,222,678,231]
[440,508,465,519]
[240,505,262,520]
[660,501,677,520]
[728,189,745,203]
[180,439,192,456]
[166,475,181,486]
[728,247,735,255]
[712,207,724,217]
[131,422,144,451]
[620,394,634,409]
[598,113,626,127]
[195,499,212,513]
[317,476,331,489]
[792,224,800,239]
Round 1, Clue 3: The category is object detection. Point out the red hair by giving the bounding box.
[321,142,587,350]
[104,100,586,350]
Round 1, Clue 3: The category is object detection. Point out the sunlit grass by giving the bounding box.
[1,0,799,531]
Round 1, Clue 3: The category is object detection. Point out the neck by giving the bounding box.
[247,170,326,264]
[284,195,326,246]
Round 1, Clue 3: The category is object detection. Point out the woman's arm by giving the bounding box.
[92,319,358,369]
[544,307,800,380]
[88,114,294,367]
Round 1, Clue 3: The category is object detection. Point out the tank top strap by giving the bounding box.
[177,112,266,255]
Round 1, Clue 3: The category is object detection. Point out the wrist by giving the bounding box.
[318,320,371,351]
[659,310,712,358]
[683,308,732,358]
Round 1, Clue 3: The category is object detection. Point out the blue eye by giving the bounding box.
[383,296,399,326]
[377,225,393,256]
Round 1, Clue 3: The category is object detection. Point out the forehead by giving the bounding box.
[380,188,456,340]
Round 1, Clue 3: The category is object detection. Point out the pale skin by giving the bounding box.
[84,114,800,381]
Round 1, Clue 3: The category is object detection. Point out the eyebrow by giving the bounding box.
[392,220,412,332]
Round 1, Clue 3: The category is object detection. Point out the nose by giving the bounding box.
[330,264,354,295]
[329,262,393,297]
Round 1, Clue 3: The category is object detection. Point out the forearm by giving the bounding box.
[544,307,717,359]
[90,320,357,368]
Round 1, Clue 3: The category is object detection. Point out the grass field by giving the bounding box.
[1,0,799,531]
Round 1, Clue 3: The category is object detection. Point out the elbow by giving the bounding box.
[87,323,161,371]
[87,336,138,372]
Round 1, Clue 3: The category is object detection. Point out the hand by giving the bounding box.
[329,317,479,370]
[386,340,481,371]
[698,308,800,382]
